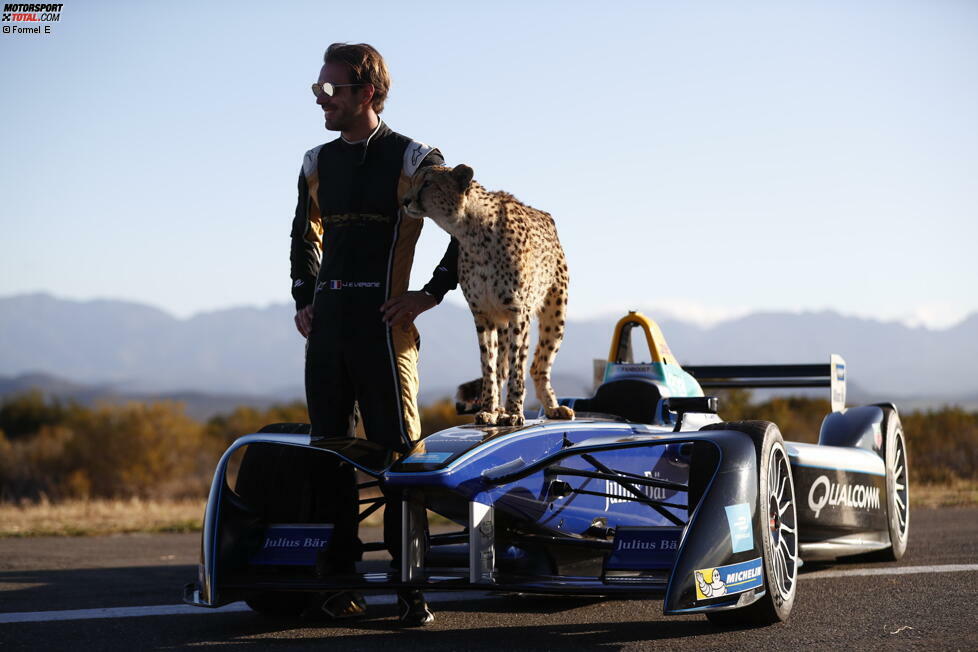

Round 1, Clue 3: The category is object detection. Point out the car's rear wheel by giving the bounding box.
[878,405,909,560]
[702,421,798,626]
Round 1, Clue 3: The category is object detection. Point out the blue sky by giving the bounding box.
[1,0,975,328]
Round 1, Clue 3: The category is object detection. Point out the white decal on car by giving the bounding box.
[807,474,881,518]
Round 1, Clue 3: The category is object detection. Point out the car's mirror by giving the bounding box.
[663,397,718,415]
[663,396,719,432]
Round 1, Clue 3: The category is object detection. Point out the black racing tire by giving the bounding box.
[701,421,798,626]
[235,422,344,524]
[240,423,339,620]
[245,591,310,618]
[235,422,311,511]
[877,405,909,561]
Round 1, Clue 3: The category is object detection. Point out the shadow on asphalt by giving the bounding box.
[1,565,739,650]
[321,617,723,648]
[0,565,198,612]
[435,594,605,615]
[3,609,730,650]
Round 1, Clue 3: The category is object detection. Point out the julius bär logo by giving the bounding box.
[2,3,63,35]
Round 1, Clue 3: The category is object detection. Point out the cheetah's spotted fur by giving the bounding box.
[402,164,575,427]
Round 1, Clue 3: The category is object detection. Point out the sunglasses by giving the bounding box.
[311,82,363,98]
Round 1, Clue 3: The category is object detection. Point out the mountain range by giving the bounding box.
[2,293,976,413]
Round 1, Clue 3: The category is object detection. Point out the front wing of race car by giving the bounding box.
[184,420,784,618]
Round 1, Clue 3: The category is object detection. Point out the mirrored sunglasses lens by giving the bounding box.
[311,83,335,98]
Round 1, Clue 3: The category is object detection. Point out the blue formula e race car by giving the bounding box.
[184,311,909,626]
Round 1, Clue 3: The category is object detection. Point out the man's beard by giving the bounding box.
[324,106,357,132]
[324,115,347,132]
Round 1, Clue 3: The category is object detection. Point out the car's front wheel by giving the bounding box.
[702,421,798,626]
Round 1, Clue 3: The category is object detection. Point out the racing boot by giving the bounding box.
[310,558,366,621]
[397,588,434,627]
[319,590,367,620]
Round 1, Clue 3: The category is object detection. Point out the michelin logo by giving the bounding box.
[694,557,763,600]
[695,568,727,598]
[807,475,881,518]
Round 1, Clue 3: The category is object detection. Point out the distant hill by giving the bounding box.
[0,372,287,421]
[2,293,977,409]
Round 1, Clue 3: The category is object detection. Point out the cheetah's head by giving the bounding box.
[401,164,474,234]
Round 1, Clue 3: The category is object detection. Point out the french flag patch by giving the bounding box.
[329,280,342,290]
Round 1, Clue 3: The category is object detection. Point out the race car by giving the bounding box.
[183,311,909,625]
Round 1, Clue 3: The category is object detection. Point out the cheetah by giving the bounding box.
[402,164,575,427]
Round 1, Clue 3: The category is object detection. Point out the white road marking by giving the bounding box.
[800,563,978,580]
[0,591,492,624]
[0,603,251,624]
[2,565,976,625]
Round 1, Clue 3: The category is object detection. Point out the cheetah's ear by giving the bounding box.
[451,164,474,192]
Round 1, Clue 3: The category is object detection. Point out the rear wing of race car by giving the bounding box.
[685,354,847,413]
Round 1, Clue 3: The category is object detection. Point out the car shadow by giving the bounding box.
[2,609,737,650]
[0,564,200,613]
[0,563,774,650]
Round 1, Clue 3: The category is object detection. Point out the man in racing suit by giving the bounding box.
[290,42,457,626]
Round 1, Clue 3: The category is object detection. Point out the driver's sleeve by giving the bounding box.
[421,238,459,303]
[289,168,322,310]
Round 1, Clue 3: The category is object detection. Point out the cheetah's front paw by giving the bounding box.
[545,405,575,421]
[475,411,499,425]
[496,413,525,427]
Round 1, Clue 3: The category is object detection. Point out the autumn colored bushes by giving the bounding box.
[0,389,974,503]
[709,389,978,484]
[0,393,214,501]
[0,391,470,502]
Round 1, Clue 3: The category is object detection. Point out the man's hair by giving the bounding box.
[324,43,390,114]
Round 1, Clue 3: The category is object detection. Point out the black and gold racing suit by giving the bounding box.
[289,120,457,569]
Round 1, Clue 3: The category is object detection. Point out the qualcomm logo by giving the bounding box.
[807,475,881,518]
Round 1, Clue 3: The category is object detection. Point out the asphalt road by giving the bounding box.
[1,508,976,650]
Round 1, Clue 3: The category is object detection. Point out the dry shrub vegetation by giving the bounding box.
[0,389,974,536]
[0,497,206,537]
[714,388,978,485]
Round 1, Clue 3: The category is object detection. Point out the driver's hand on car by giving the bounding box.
[294,305,313,338]
[381,291,437,331]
